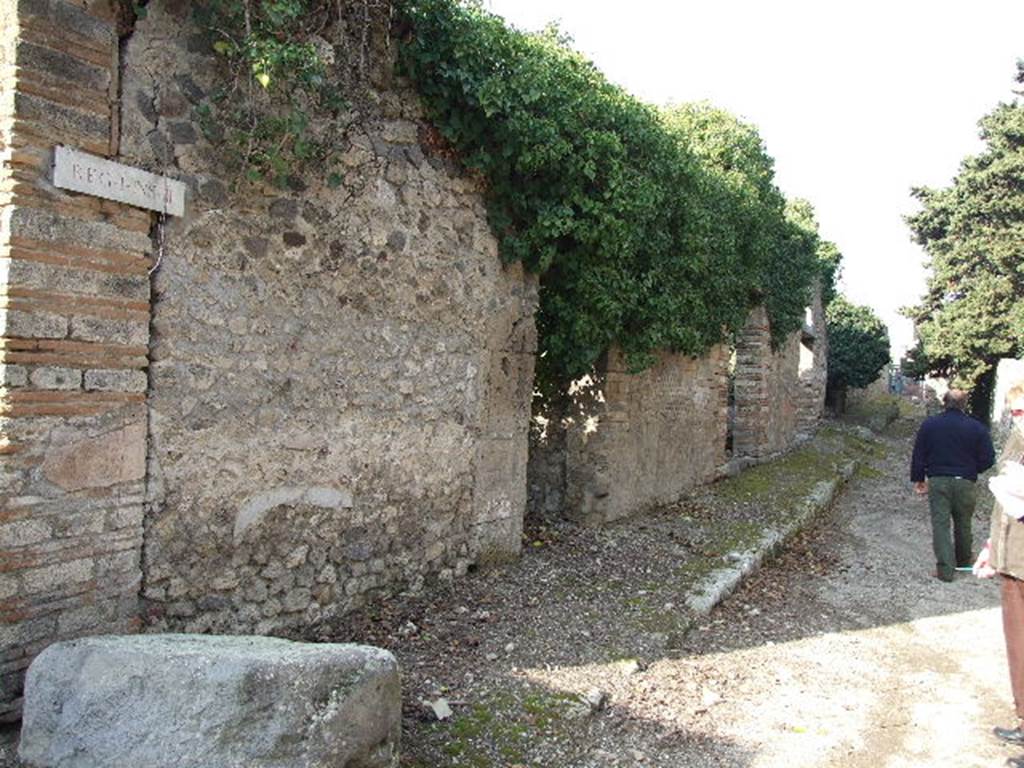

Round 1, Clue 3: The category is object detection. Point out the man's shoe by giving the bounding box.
[994,725,1024,745]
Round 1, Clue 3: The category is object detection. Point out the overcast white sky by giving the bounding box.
[483,0,1024,356]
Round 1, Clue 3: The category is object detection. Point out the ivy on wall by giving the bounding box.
[190,0,356,187]
[660,104,833,345]
[397,0,831,395]
[191,0,838,396]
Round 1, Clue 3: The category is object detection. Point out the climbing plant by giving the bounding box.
[188,0,837,396]
[661,105,831,345]
[784,198,843,308]
[397,0,827,395]
[190,0,354,187]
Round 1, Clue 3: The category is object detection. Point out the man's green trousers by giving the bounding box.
[927,475,977,581]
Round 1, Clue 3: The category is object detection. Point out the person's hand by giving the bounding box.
[973,544,996,579]
[914,481,928,495]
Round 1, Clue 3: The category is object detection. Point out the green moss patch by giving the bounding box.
[409,687,588,767]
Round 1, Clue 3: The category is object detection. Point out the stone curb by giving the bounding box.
[685,459,858,617]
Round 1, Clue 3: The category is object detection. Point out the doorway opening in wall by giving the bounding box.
[725,347,737,456]
[799,306,816,376]
[799,338,815,374]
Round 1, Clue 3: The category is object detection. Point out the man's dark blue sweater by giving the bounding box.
[910,408,996,482]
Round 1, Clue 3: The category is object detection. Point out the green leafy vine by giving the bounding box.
[397,0,835,396]
[191,0,354,187]
[188,0,840,398]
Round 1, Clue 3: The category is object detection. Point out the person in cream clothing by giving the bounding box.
[974,379,1024,763]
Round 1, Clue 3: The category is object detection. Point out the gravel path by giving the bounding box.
[653,419,1013,768]
[377,416,1015,767]
[2,415,1016,767]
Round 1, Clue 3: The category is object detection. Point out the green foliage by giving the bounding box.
[904,63,1024,391]
[660,105,826,345]
[192,0,348,187]
[899,338,933,379]
[826,296,891,391]
[397,0,828,393]
[785,198,843,307]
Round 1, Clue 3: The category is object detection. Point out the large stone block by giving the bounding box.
[19,635,401,768]
[41,422,146,492]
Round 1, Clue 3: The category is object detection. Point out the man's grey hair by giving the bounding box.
[943,389,968,410]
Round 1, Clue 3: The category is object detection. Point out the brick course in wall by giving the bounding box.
[0,0,148,721]
[732,307,802,461]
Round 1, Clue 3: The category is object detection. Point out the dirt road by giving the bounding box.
[567,419,1015,767]
[388,416,1017,767]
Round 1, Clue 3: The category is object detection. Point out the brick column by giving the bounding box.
[0,0,149,721]
[732,305,772,460]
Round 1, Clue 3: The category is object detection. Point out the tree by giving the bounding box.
[904,62,1024,414]
[826,297,891,402]
[784,198,843,308]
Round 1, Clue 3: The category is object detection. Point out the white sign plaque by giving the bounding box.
[52,146,187,217]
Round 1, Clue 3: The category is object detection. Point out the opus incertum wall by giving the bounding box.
[121,2,536,641]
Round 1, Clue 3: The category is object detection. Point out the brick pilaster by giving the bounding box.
[733,305,773,459]
[0,0,148,721]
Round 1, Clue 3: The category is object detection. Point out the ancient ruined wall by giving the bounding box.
[118,5,536,636]
[0,0,149,720]
[529,346,729,525]
[846,372,891,406]
[732,305,805,461]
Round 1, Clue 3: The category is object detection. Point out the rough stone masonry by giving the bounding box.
[0,0,537,719]
[527,285,827,527]
[121,4,538,639]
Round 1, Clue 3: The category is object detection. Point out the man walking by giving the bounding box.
[910,388,996,581]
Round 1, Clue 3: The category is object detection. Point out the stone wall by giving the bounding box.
[528,346,729,525]
[845,371,891,406]
[732,305,804,461]
[118,4,536,636]
[528,287,829,525]
[0,0,148,721]
[0,0,833,721]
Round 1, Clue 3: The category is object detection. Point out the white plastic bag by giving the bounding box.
[992,461,1024,521]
